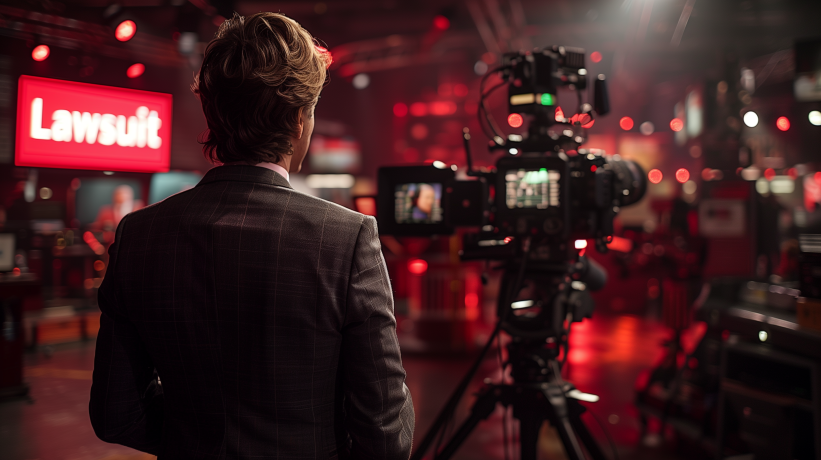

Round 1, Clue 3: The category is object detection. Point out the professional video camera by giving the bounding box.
[377,47,647,460]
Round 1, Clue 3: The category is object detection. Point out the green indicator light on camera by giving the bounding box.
[540,94,555,106]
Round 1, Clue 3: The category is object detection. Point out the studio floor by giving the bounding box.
[0,314,708,460]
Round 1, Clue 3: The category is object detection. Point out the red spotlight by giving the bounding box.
[675,168,690,183]
[433,15,450,30]
[776,116,790,131]
[126,63,144,78]
[32,45,50,62]
[393,102,408,117]
[115,20,137,42]
[670,118,684,132]
[764,168,776,181]
[648,169,663,184]
[507,113,524,128]
[408,259,428,275]
[619,116,634,131]
[590,51,602,63]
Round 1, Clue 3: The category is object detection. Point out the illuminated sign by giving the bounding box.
[16,76,172,172]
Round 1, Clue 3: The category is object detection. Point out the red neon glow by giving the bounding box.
[465,292,479,309]
[433,15,450,30]
[648,169,663,184]
[776,116,790,131]
[764,168,776,181]
[670,118,684,132]
[675,168,690,183]
[393,102,408,117]
[590,51,602,63]
[408,259,428,275]
[32,45,50,62]
[503,236,513,244]
[410,102,427,117]
[15,76,172,173]
[126,63,144,78]
[607,236,633,253]
[619,116,634,131]
[115,20,137,42]
[507,113,524,128]
[555,106,565,122]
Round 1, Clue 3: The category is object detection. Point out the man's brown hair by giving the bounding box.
[192,13,331,165]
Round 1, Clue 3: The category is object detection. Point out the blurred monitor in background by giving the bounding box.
[75,179,143,232]
[149,171,203,204]
[794,39,821,101]
[308,135,361,173]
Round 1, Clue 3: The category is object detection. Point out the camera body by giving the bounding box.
[375,46,645,263]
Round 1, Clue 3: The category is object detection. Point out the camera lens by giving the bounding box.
[608,157,646,206]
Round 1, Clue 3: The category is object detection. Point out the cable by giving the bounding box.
[587,408,620,460]
[477,66,511,145]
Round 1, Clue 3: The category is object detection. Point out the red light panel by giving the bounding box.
[776,116,790,131]
[408,259,428,275]
[115,20,137,42]
[507,113,524,128]
[670,118,684,132]
[433,15,450,30]
[393,102,408,117]
[32,45,50,62]
[15,76,172,173]
[619,116,634,130]
[607,236,633,253]
[675,168,690,183]
[648,169,663,184]
[590,51,602,63]
[126,63,144,78]
[764,168,776,181]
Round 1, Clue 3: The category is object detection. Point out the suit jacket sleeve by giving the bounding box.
[342,216,415,459]
[89,214,164,455]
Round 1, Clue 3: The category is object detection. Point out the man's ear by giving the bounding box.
[295,107,305,140]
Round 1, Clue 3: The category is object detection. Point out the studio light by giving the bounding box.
[743,111,759,128]
[115,20,137,42]
[809,111,821,126]
[32,45,50,61]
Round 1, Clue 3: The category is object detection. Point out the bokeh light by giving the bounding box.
[619,117,634,130]
[507,113,524,128]
[126,63,144,78]
[675,168,690,183]
[32,45,50,61]
[776,116,790,131]
[115,20,137,42]
[670,118,684,132]
[648,169,663,184]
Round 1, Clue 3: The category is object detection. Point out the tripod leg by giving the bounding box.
[553,417,588,460]
[518,415,542,460]
[433,387,501,460]
[568,408,610,460]
[543,386,587,460]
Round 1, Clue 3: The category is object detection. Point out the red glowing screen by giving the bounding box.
[16,76,172,172]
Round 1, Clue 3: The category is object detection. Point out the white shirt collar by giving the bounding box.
[254,162,290,183]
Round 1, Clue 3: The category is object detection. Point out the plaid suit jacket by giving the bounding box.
[90,165,414,459]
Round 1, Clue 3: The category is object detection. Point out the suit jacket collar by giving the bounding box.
[198,165,293,190]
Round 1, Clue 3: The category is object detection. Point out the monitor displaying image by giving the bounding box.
[505,169,561,209]
[394,183,443,223]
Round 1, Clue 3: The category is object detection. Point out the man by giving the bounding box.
[89,13,414,459]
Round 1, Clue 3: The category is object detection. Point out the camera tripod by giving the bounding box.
[411,242,612,460]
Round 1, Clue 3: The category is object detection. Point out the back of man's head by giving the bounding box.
[192,13,331,165]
